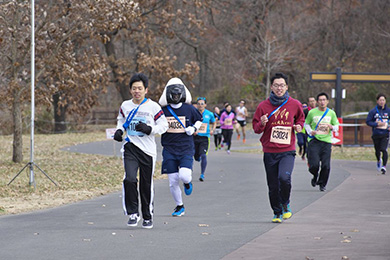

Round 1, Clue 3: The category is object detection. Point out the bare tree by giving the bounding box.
[99,0,203,102]
[0,1,34,162]
[0,1,111,161]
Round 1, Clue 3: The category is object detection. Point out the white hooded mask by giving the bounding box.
[159,77,192,107]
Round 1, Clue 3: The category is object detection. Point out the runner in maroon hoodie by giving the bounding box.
[252,72,305,223]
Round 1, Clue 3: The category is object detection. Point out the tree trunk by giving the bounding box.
[196,48,208,96]
[53,92,67,133]
[265,41,271,98]
[12,89,23,163]
[104,39,130,101]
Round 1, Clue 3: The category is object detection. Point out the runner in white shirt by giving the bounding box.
[114,73,168,229]
[235,99,249,143]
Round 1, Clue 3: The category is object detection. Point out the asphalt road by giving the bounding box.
[0,133,350,260]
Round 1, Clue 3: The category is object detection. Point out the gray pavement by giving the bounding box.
[223,159,390,260]
[1,132,389,259]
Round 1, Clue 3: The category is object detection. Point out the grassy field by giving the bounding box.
[0,130,165,215]
[0,130,376,215]
[235,144,377,162]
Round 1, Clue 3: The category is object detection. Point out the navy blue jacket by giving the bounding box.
[161,103,202,155]
[366,105,390,137]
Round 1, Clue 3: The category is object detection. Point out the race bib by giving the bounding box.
[198,123,208,134]
[270,126,291,145]
[167,116,186,133]
[316,123,330,135]
[126,117,146,136]
[214,128,222,135]
[224,118,233,126]
[377,120,388,130]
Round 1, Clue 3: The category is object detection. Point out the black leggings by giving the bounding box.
[222,129,233,150]
[372,135,389,166]
[214,134,222,148]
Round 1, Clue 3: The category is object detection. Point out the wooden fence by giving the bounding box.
[342,118,372,146]
[91,111,117,125]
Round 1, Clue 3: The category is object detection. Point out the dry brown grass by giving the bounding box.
[234,144,376,162]
[331,145,376,161]
[0,131,162,215]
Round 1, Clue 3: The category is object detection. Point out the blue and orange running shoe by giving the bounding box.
[172,205,185,217]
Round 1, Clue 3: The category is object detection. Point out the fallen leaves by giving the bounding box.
[198,223,210,235]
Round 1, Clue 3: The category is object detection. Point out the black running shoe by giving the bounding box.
[311,176,318,187]
[127,213,140,227]
[142,219,153,229]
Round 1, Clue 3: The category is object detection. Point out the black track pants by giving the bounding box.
[122,142,154,220]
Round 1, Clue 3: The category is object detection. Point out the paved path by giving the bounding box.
[222,159,390,260]
[1,132,389,260]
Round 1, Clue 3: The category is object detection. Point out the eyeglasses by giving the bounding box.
[272,84,287,89]
[302,105,308,108]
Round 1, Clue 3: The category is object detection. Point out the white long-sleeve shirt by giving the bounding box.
[117,99,168,158]
[304,121,339,136]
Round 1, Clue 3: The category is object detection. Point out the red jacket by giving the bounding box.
[252,97,305,153]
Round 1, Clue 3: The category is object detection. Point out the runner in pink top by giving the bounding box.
[220,103,236,154]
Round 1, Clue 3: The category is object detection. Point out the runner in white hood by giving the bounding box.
[159,77,202,217]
